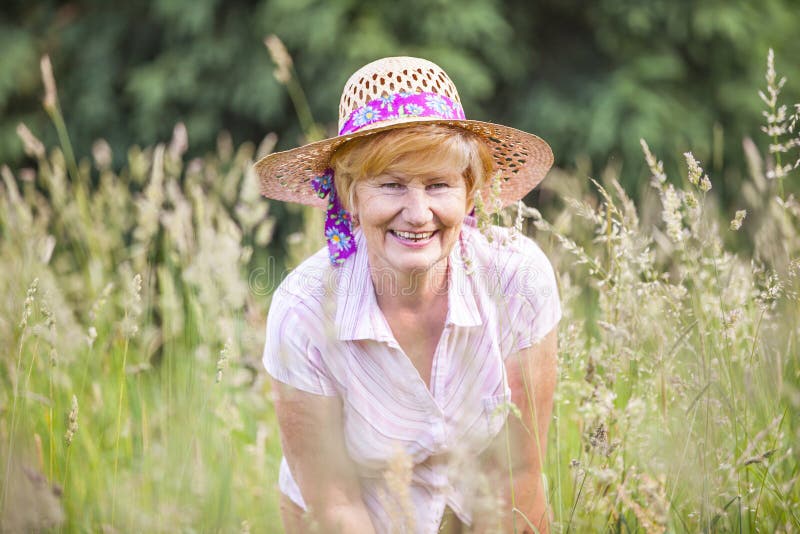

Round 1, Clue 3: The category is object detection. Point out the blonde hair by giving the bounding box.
[330,124,494,212]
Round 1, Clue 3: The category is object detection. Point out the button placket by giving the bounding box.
[430,324,451,401]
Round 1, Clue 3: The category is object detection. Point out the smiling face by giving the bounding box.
[330,124,494,283]
[354,165,470,278]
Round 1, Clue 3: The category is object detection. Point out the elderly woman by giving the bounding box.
[256,57,561,534]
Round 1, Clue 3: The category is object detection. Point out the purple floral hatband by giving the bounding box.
[312,168,356,265]
[315,91,466,265]
[339,91,465,135]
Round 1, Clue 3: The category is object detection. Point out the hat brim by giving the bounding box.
[255,117,553,209]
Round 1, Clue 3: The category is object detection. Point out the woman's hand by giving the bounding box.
[475,326,558,534]
[272,380,376,533]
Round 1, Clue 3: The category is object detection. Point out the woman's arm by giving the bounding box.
[476,326,558,534]
[272,379,376,533]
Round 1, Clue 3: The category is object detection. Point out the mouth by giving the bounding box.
[389,230,437,243]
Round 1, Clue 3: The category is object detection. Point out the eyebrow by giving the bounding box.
[376,170,460,182]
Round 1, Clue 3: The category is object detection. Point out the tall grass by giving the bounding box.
[0,47,798,532]
[1,58,282,532]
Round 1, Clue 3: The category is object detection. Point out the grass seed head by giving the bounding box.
[64,395,79,446]
[730,209,747,231]
[264,35,293,84]
[216,338,232,383]
[16,123,46,159]
[40,55,58,113]
[19,277,39,330]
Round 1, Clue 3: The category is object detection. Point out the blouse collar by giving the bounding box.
[335,225,482,342]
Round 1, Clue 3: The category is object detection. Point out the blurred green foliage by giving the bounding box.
[2,0,799,204]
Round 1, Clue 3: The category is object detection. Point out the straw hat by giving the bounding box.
[255,56,553,208]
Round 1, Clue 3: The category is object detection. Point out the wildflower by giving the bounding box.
[64,395,79,446]
[216,338,231,383]
[19,278,39,329]
[730,209,747,231]
[699,175,712,193]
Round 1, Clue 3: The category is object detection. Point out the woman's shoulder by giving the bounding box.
[461,222,561,346]
[460,222,559,312]
[269,246,338,313]
[462,222,554,272]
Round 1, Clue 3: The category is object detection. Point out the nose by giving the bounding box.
[402,187,433,226]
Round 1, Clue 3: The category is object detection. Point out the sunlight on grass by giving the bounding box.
[0,49,798,532]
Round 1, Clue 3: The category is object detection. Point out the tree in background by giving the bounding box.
[2,0,798,204]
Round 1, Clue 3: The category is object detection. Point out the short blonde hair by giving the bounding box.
[330,124,494,212]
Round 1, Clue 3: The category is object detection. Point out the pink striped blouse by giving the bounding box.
[263,217,561,533]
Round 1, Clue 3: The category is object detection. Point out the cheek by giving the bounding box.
[355,195,394,228]
[439,196,469,225]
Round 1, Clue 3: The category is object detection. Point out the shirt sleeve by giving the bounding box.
[499,237,562,355]
[263,295,338,397]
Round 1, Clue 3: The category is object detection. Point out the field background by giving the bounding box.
[1,1,800,532]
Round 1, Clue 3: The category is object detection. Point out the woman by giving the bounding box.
[256,57,560,533]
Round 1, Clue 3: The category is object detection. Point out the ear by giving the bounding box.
[348,190,359,226]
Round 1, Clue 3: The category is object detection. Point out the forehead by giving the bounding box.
[370,166,464,181]
[369,147,469,180]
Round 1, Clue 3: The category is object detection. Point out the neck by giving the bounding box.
[371,258,449,313]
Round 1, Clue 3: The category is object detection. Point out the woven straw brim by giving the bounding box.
[255,117,553,209]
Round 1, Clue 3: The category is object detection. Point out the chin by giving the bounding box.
[393,254,447,276]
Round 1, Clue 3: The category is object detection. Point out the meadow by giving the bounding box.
[1,51,799,532]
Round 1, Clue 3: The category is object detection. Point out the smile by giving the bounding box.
[390,230,436,242]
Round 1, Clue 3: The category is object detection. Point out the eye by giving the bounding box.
[427,182,450,190]
[380,182,404,190]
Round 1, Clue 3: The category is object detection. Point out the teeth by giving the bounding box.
[393,230,433,240]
